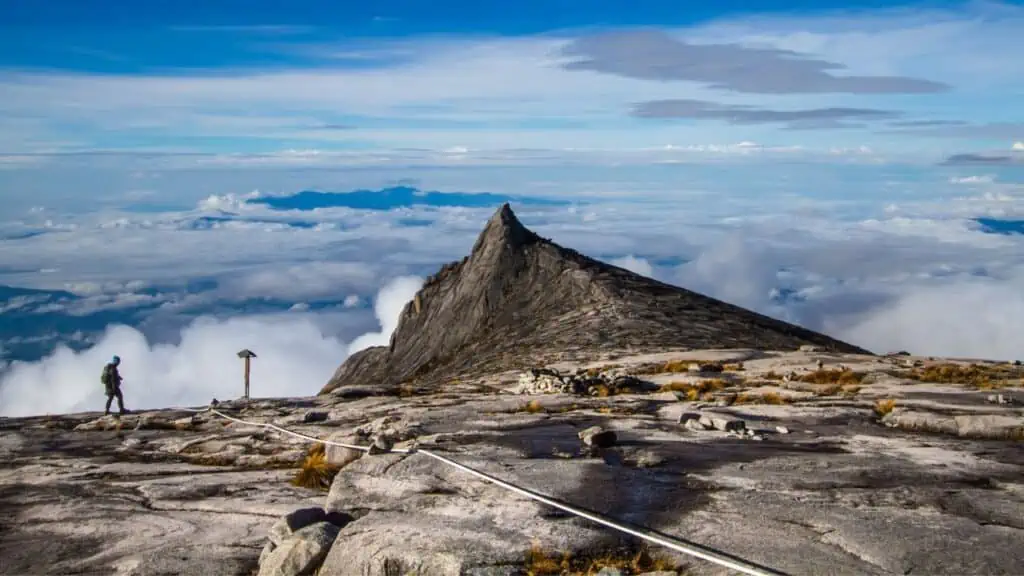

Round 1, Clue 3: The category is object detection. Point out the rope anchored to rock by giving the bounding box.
[181,403,786,576]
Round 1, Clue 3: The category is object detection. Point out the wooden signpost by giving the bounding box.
[237,349,257,399]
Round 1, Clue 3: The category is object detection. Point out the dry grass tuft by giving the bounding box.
[905,363,1022,389]
[398,383,421,397]
[525,542,568,575]
[659,379,729,401]
[520,399,547,413]
[525,542,683,575]
[874,398,897,418]
[735,391,790,405]
[636,359,722,375]
[799,369,866,385]
[290,443,340,491]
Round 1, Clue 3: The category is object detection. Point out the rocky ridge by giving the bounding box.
[322,204,869,394]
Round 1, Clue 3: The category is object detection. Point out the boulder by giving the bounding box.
[258,521,340,576]
[880,410,1023,439]
[954,414,1024,439]
[881,410,958,436]
[323,433,365,468]
[303,411,329,423]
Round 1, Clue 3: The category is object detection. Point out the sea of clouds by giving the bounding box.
[0,164,1022,418]
[0,276,424,418]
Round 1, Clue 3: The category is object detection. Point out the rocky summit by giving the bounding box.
[322,204,868,394]
[2,206,1023,576]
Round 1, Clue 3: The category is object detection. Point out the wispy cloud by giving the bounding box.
[631,99,898,130]
[942,153,1024,166]
[561,29,949,94]
[0,3,1020,158]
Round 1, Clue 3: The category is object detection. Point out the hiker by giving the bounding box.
[102,355,127,415]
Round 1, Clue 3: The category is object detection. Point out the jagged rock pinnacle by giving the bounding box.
[470,203,538,256]
[321,203,872,394]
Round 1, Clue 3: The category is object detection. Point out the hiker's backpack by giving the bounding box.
[101,364,113,387]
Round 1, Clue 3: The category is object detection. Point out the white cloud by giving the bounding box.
[0,315,349,417]
[1013,141,1024,151]
[0,277,423,417]
[347,275,423,353]
[219,261,383,302]
[609,255,654,277]
[197,190,262,211]
[949,175,995,184]
[840,273,1024,360]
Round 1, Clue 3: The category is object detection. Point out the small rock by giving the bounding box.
[815,360,824,370]
[578,425,617,448]
[259,521,340,576]
[775,426,790,434]
[303,411,329,423]
[986,394,1013,405]
[633,451,666,468]
[368,433,395,455]
[799,344,822,352]
[677,412,701,425]
[596,568,624,576]
[751,435,765,441]
[684,418,708,432]
[699,414,746,433]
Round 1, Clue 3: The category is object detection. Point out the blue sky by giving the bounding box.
[0,0,1021,161]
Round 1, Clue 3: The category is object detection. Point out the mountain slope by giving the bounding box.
[321,204,870,393]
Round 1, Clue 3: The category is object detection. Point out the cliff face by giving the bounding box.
[322,204,870,393]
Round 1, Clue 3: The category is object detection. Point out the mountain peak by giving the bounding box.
[321,206,871,394]
[470,203,538,256]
